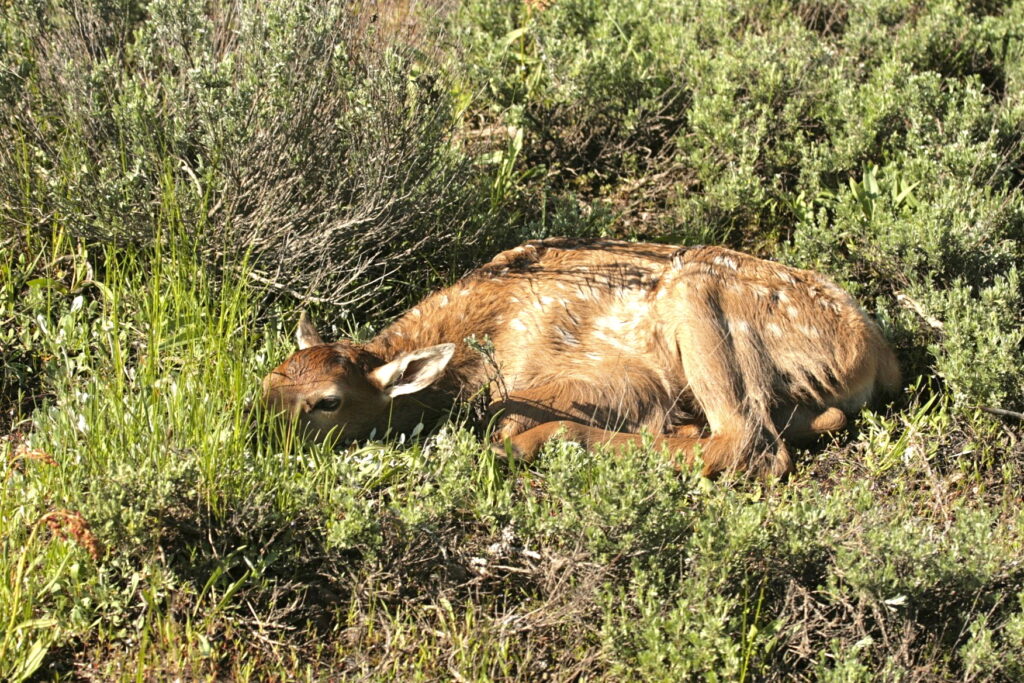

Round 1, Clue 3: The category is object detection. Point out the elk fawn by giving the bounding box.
[262,238,900,477]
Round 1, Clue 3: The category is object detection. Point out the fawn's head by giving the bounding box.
[261,314,455,443]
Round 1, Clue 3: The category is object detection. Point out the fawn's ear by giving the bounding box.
[369,344,456,398]
[296,312,325,349]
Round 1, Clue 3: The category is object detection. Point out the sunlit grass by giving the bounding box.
[5,221,1024,679]
[4,0,1024,679]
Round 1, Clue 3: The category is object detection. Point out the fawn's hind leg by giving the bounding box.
[494,270,801,478]
[497,420,791,478]
[773,405,848,446]
[667,276,792,477]
[487,383,722,471]
[672,406,847,444]
[497,405,846,474]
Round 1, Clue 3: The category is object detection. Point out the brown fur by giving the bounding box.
[262,238,900,478]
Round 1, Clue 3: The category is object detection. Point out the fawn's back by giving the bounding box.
[262,238,899,477]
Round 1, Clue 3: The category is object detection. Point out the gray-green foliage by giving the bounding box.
[1,0,493,318]
[6,0,1024,680]
[3,222,1024,679]
[457,0,1024,409]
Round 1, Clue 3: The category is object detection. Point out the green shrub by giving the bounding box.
[0,0,499,319]
[7,0,1024,679]
[452,0,696,233]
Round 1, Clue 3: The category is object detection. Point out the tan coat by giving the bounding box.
[262,238,899,477]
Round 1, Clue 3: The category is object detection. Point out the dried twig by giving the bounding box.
[895,292,944,331]
[979,405,1024,421]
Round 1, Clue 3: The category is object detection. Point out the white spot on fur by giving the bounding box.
[595,316,626,331]
[819,299,839,313]
[460,289,470,296]
[541,296,555,306]
[594,330,633,352]
[767,322,783,337]
[775,290,789,303]
[439,295,449,308]
[510,318,526,331]
[786,305,800,318]
[715,255,739,270]
[798,324,818,338]
[732,320,751,334]
[411,308,421,317]
[779,271,796,284]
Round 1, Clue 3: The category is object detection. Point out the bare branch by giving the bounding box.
[895,292,945,332]
[979,405,1024,421]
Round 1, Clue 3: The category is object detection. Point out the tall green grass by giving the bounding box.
[5,211,1024,679]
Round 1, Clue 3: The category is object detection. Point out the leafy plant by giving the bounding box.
[4,0,1024,679]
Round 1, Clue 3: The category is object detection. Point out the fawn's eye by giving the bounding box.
[314,397,341,412]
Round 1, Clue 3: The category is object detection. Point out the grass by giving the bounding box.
[4,0,1024,680]
[4,226,1023,678]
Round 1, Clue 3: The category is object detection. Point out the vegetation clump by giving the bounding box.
[3,0,1024,679]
